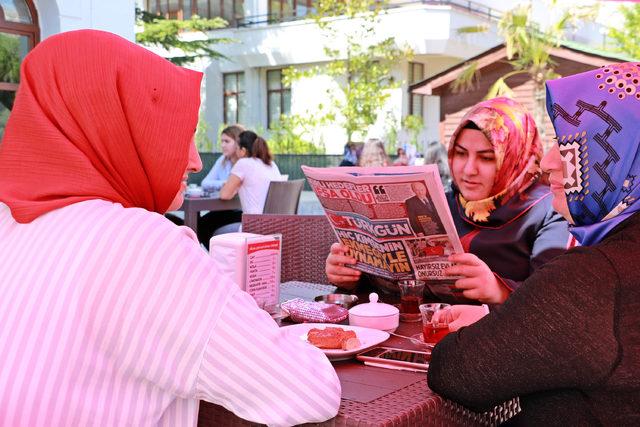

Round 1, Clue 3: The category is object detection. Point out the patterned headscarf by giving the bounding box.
[546,63,640,246]
[0,30,202,223]
[448,97,543,223]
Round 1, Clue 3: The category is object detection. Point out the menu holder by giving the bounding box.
[244,234,282,314]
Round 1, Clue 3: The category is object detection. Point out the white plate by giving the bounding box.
[281,323,390,361]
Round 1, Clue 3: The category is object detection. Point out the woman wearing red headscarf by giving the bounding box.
[326,97,571,304]
[0,30,339,426]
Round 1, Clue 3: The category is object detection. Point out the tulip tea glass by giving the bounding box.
[419,303,451,346]
[398,280,424,313]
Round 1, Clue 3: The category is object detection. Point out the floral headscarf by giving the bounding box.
[448,97,543,223]
[546,63,640,246]
[0,30,202,223]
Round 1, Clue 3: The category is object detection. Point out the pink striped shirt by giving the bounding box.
[0,200,340,426]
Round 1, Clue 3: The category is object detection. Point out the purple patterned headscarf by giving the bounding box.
[546,63,640,246]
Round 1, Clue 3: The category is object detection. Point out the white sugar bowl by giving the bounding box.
[348,293,399,333]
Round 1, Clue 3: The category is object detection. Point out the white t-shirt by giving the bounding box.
[231,157,282,214]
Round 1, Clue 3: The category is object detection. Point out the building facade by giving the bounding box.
[0,0,135,138]
[139,0,512,153]
[138,0,610,154]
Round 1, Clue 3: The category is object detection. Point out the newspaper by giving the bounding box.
[302,165,465,300]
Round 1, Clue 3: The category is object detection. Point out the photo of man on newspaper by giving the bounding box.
[404,182,446,236]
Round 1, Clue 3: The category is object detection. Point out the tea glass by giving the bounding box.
[419,303,451,347]
[397,279,425,322]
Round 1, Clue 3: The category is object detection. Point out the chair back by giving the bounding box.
[262,179,304,214]
[242,214,337,283]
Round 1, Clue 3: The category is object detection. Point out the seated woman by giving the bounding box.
[218,131,282,230]
[392,147,409,166]
[0,30,340,426]
[428,63,640,424]
[358,138,389,167]
[201,125,245,191]
[197,125,244,248]
[326,97,570,304]
[339,142,358,166]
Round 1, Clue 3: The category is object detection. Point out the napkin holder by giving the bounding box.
[209,232,282,312]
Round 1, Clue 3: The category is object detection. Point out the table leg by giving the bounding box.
[185,210,199,235]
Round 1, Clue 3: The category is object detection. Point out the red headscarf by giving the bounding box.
[0,30,202,223]
[448,97,542,223]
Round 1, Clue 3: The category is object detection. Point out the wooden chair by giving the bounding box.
[262,179,305,214]
[241,214,337,283]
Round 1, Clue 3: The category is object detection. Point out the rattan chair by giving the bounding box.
[262,179,305,214]
[241,214,337,283]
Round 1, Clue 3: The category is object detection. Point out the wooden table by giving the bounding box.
[197,319,519,426]
[178,194,241,234]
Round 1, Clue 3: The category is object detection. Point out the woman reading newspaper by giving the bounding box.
[326,97,571,304]
[427,63,640,424]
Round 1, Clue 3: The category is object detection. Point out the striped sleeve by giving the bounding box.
[195,289,341,426]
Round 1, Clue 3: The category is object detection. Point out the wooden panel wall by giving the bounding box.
[432,54,617,152]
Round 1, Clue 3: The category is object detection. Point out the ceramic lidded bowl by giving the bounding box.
[348,292,399,333]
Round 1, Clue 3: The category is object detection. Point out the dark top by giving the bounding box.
[363,183,570,299]
[448,183,569,291]
[428,213,640,425]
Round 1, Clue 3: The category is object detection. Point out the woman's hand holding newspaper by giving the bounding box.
[325,243,361,290]
[444,253,510,304]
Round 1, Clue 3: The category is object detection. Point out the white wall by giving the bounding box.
[191,3,503,154]
[35,0,136,41]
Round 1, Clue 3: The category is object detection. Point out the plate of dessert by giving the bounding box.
[281,323,390,361]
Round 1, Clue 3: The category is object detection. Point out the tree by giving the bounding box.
[0,34,20,137]
[135,8,232,66]
[608,3,640,60]
[267,114,326,154]
[0,34,20,86]
[454,2,597,135]
[284,0,411,143]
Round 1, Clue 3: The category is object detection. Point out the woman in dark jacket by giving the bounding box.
[428,63,640,424]
[326,97,570,304]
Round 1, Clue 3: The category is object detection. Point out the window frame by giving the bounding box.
[266,68,291,129]
[0,0,39,88]
[0,0,39,136]
[223,71,245,125]
[408,61,424,117]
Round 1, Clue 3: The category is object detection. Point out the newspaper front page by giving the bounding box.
[302,165,464,299]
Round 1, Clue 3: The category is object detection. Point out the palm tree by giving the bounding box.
[453,3,598,137]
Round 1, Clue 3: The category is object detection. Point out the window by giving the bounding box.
[408,62,424,117]
[269,0,314,21]
[223,72,246,125]
[267,69,291,128]
[145,0,244,24]
[0,0,39,139]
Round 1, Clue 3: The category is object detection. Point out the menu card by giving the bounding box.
[245,234,282,312]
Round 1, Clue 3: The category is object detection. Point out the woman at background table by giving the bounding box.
[326,97,570,304]
[197,124,245,248]
[428,63,640,424]
[0,30,340,426]
[358,138,389,167]
[201,124,245,191]
[218,130,282,232]
[392,147,409,166]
